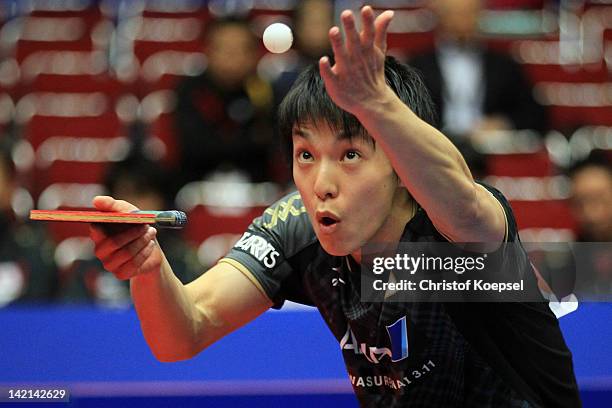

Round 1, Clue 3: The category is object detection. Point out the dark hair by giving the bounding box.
[568,150,612,179]
[277,56,437,163]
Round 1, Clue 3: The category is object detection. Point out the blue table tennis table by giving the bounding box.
[0,303,610,407]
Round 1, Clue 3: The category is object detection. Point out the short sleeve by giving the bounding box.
[478,182,519,242]
[219,192,318,308]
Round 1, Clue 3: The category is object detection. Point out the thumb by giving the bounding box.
[92,195,139,213]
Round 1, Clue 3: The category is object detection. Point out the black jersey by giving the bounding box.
[221,185,581,407]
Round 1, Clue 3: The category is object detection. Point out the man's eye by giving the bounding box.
[344,151,361,161]
[297,151,313,161]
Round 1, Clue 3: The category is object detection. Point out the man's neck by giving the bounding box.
[350,192,417,264]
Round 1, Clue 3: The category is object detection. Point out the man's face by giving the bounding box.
[206,24,257,88]
[292,122,402,258]
[433,0,482,43]
[295,0,333,58]
[570,166,612,241]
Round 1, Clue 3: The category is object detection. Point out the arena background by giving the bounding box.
[0,0,610,406]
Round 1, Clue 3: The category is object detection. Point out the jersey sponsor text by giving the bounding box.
[234,232,280,268]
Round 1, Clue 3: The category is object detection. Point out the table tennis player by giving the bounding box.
[90,6,581,407]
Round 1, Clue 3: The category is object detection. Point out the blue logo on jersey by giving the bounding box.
[341,316,409,364]
[386,316,409,362]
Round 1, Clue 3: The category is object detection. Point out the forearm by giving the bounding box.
[319,6,504,242]
[355,91,479,229]
[130,255,203,362]
[89,197,241,361]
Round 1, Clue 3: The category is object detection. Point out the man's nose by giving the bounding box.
[313,161,339,201]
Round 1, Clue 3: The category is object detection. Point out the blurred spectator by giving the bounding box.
[566,151,612,300]
[0,141,58,306]
[568,151,612,242]
[408,0,547,175]
[293,0,334,66]
[173,17,277,187]
[272,0,334,101]
[60,154,203,305]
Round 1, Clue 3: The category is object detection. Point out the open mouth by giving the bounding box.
[316,211,340,229]
[320,216,338,226]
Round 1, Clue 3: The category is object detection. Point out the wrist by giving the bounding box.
[131,269,158,286]
[131,254,167,285]
[352,87,403,121]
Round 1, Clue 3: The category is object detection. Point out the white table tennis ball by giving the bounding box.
[263,23,293,53]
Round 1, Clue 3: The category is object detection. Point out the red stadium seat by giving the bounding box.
[176,180,281,249]
[510,199,576,230]
[373,5,436,59]
[486,149,555,177]
[113,12,209,96]
[21,109,123,149]
[36,183,106,243]
[547,104,612,129]
[139,90,180,167]
[0,59,22,100]
[138,2,210,20]
[183,205,266,268]
[485,174,579,240]
[45,215,95,244]
[19,71,129,102]
[7,6,109,63]
[16,92,129,197]
[487,0,546,9]
[183,205,265,247]
[248,6,292,21]
[533,81,612,129]
[0,93,14,135]
[473,130,555,177]
[138,50,206,94]
[519,60,608,84]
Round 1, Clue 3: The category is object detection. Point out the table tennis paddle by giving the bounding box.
[29,209,187,229]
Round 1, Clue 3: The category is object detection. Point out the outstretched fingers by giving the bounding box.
[327,26,345,69]
[318,5,395,114]
[319,55,335,84]
[374,10,394,54]
[330,6,394,70]
[360,6,376,48]
[340,10,361,56]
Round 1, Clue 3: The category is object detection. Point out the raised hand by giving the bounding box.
[319,5,394,116]
[90,196,163,280]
